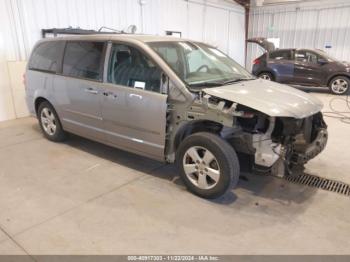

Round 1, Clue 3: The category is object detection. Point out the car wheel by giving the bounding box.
[258,72,273,81]
[38,101,67,142]
[176,132,240,199]
[329,76,350,95]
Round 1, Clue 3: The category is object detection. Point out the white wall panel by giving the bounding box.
[247,0,350,71]
[188,2,205,41]
[0,0,245,121]
[159,0,189,37]
[228,11,246,66]
[203,6,230,53]
[0,0,17,121]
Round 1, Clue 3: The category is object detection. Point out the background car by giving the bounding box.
[248,37,350,95]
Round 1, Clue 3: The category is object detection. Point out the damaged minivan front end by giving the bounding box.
[149,39,328,198]
[188,79,328,176]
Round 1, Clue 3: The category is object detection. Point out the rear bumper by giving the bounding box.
[25,94,36,117]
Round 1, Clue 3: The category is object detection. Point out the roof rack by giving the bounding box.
[41,26,136,38]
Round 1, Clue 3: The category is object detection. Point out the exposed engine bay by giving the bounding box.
[168,89,328,177]
[231,109,328,175]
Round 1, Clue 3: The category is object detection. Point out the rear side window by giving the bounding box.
[29,41,65,73]
[62,41,105,81]
[269,50,292,60]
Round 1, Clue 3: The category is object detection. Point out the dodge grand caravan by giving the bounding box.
[25,35,328,199]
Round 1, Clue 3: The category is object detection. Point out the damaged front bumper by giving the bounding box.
[250,113,328,175]
[291,128,328,165]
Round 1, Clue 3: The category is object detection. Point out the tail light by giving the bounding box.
[253,58,260,65]
[242,112,255,118]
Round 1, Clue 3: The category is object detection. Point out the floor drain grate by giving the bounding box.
[285,173,350,196]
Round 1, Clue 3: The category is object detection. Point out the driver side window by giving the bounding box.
[107,44,162,93]
[295,50,318,64]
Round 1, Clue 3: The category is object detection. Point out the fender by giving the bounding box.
[326,72,350,86]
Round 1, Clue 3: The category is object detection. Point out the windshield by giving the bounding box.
[315,50,340,62]
[148,41,253,87]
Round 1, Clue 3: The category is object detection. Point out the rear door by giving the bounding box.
[100,42,168,161]
[267,49,294,83]
[293,50,324,86]
[53,41,106,140]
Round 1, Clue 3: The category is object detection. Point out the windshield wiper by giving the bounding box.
[221,78,254,85]
[188,78,254,88]
[188,81,225,88]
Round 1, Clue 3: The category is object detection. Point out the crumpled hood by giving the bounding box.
[203,79,323,118]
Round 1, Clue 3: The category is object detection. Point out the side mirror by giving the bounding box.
[318,58,328,65]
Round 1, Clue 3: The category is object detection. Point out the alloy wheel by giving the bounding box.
[331,79,349,94]
[259,74,271,81]
[182,146,221,190]
[41,108,57,136]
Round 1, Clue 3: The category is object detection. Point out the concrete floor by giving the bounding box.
[0,92,349,255]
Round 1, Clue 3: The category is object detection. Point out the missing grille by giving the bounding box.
[285,173,350,196]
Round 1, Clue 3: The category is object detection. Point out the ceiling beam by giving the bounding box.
[233,0,250,8]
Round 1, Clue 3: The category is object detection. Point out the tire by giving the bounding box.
[38,101,67,142]
[328,76,350,95]
[176,132,240,199]
[258,72,273,81]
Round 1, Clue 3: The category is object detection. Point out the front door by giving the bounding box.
[101,43,168,160]
[54,41,106,140]
[293,50,324,86]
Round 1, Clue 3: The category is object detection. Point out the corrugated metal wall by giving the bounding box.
[246,0,350,71]
[0,0,245,122]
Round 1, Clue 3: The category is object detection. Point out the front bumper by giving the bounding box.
[292,128,328,165]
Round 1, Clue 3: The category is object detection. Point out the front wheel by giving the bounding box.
[329,76,349,95]
[176,132,240,199]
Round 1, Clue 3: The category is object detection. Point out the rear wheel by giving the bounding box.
[176,132,240,199]
[38,101,67,142]
[329,76,349,95]
[258,72,273,81]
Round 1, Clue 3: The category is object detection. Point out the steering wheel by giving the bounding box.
[196,65,210,72]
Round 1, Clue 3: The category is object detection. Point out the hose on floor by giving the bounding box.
[322,93,350,124]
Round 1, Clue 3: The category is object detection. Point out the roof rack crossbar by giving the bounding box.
[98,26,122,33]
[41,27,123,38]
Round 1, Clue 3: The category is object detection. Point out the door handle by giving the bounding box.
[129,93,142,99]
[103,91,117,98]
[84,88,98,94]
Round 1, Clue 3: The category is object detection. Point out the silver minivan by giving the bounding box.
[25,34,328,199]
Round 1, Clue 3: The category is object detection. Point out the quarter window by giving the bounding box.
[107,44,161,93]
[62,41,105,80]
[28,41,65,73]
[269,50,292,60]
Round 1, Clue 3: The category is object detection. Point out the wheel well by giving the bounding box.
[174,120,223,152]
[327,74,350,86]
[34,97,49,115]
